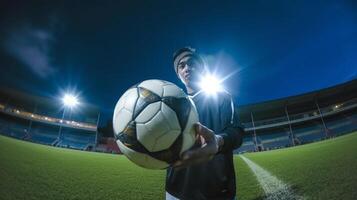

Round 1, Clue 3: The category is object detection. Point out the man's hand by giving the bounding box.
[172,122,224,169]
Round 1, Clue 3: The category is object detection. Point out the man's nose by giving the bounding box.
[183,64,192,73]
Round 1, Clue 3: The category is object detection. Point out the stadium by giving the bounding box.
[1,1,357,199]
[0,79,356,200]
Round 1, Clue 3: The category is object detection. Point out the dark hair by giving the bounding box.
[172,47,204,74]
[173,47,197,61]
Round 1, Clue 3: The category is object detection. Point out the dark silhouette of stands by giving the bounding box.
[235,79,357,153]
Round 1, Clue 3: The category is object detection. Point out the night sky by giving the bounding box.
[0,0,356,124]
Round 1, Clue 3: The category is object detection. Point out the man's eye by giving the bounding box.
[178,63,185,69]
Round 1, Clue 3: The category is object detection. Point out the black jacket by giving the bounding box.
[166,91,244,200]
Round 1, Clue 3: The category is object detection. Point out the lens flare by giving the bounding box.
[199,74,224,95]
[62,94,79,108]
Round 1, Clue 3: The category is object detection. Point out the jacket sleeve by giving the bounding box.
[218,94,245,153]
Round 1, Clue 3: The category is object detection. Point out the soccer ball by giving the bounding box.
[113,79,198,169]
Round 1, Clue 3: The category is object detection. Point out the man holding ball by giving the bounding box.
[166,47,244,200]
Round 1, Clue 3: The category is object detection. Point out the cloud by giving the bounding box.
[4,25,57,78]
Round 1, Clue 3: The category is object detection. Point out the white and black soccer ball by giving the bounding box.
[113,79,198,169]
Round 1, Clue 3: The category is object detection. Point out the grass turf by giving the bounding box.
[242,132,357,200]
[0,132,356,200]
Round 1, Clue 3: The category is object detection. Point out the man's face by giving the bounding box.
[177,56,203,89]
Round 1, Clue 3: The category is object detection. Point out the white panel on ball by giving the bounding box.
[153,129,181,151]
[123,88,139,112]
[135,101,161,123]
[113,108,133,134]
[113,88,138,134]
[136,108,171,152]
[138,80,164,97]
[116,140,169,169]
[160,102,181,132]
[163,84,186,98]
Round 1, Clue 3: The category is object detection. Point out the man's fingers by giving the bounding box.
[182,143,217,160]
[171,123,218,170]
[195,123,215,141]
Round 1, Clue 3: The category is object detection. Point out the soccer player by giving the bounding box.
[166,47,244,200]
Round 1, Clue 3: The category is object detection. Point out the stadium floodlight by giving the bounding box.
[198,74,224,95]
[62,94,80,108]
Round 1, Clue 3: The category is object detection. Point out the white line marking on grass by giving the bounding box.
[240,155,304,200]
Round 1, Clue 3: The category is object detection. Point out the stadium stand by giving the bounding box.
[30,122,59,145]
[0,87,99,151]
[0,112,29,139]
[58,127,96,150]
[292,121,325,143]
[234,135,255,153]
[237,79,357,153]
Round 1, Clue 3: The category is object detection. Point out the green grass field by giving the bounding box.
[0,132,356,200]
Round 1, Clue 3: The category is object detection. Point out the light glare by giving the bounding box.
[199,74,223,95]
[62,94,79,108]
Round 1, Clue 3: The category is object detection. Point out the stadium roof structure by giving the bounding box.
[0,87,100,128]
[0,87,99,114]
[238,79,357,122]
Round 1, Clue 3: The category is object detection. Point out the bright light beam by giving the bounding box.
[194,67,244,98]
[62,94,79,108]
[199,74,224,95]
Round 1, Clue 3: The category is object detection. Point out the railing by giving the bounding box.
[0,103,97,131]
[243,98,357,131]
